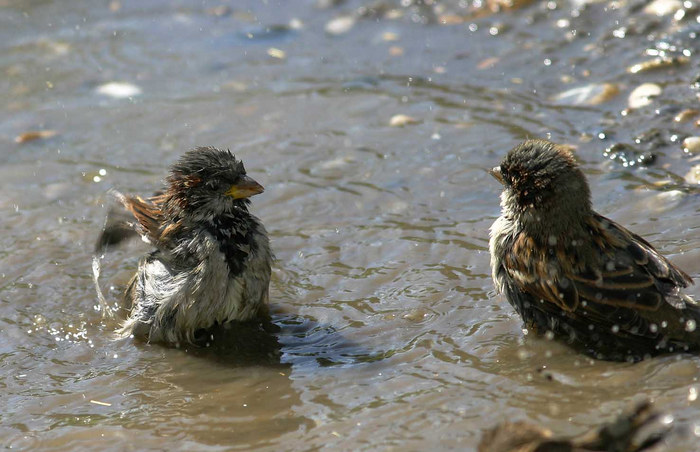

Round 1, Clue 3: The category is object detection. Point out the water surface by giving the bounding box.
[2,0,700,449]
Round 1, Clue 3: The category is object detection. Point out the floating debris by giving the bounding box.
[628,83,662,109]
[628,56,688,74]
[389,114,420,127]
[325,16,355,35]
[95,82,142,98]
[552,83,619,106]
[89,400,112,407]
[682,136,700,153]
[15,130,57,143]
[603,143,656,167]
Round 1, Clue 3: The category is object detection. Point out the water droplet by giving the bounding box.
[686,319,697,332]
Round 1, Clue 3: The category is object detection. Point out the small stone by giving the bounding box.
[674,109,699,123]
[685,165,700,184]
[389,46,404,56]
[205,5,231,16]
[96,82,142,98]
[627,56,688,74]
[381,31,399,41]
[389,114,420,127]
[552,83,619,106]
[487,0,534,12]
[325,16,355,35]
[628,83,662,109]
[643,0,683,16]
[267,48,286,59]
[438,14,464,25]
[682,136,700,153]
[477,57,500,70]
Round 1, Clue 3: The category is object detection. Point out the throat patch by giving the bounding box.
[206,214,258,276]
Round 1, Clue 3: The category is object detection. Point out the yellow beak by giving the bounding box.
[489,166,504,184]
[225,175,264,199]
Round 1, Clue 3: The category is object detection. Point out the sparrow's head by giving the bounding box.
[165,147,263,214]
[491,140,591,229]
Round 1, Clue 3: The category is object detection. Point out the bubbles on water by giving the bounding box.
[611,325,620,333]
[686,319,697,332]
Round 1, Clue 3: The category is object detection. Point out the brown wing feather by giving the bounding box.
[116,193,164,244]
[503,214,693,317]
[571,214,692,311]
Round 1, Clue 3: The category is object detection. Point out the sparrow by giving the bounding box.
[489,139,699,361]
[96,147,272,344]
[478,401,670,452]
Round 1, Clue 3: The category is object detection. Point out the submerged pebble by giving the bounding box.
[628,83,662,109]
[685,165,700,184]
[674,109,699,123]
[682,136,700,153]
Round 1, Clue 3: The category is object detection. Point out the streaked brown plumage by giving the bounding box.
[489,139,699,361]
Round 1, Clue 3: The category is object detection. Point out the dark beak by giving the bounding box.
[489,166,504,185]
[225,175,265,199]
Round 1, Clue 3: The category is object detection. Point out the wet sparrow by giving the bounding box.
[489,139,698,361]
[97,147,272,344]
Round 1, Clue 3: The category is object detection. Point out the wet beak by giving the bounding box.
[225,175,264,199]
[489,166,504,185]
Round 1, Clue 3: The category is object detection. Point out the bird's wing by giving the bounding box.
[570,214,693,311]
[114,191,165,245]
[503,214,693,316]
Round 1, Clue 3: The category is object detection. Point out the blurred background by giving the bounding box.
[1,0,700,449]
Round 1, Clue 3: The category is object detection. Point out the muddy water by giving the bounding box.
[2,0,700,450]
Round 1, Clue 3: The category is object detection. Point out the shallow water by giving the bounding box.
[2,0,700,450]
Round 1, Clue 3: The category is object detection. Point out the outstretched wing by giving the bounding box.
[114,191,165,245]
